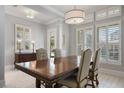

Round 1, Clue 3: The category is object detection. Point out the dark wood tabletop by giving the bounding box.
[15,56,81,88]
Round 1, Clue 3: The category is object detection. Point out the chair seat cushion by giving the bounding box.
[58,75,78,88]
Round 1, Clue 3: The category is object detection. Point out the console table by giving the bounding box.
[15,53,36,63]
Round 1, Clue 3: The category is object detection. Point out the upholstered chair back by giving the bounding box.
[52,49,61,58]
[77,49,92,87]
[36,48,48,60]
[92,48,100,71]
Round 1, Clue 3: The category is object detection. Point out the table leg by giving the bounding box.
[36,79,41,88]
[45,82,53,88]
[54,83,63,88]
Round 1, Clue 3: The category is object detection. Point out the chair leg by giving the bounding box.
[95,74,99,86]
[91,80,95,88]
[84,78,89,88]
[91,75,95,88]
[54,83,63,88]
[84,84,87,88]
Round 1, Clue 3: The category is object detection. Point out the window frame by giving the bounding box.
[96,21,121,65]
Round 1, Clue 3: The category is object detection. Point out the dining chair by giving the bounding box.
[52,49,61,58]
[36,48,48,61]
[57,49,92,88]
[87,48,100,88]
[36,48,48,87]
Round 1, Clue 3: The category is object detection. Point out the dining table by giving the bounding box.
[15,56,81,88]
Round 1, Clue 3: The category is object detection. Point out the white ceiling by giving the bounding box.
[5,5,58,24]
[51,5,110,13]
[5,5,113,25]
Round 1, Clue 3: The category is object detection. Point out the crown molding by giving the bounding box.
[41,6,64,17]
[45,18,64,25]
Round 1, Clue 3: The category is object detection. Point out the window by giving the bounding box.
[108,6,121,17]
[97,23,121,64]
[84,29,93,49]
[15,24,32,53]
[96,6,121,21]
[96,9,107,20]
[76,27,93,55]
[98,26,107,61]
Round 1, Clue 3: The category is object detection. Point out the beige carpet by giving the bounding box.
[5,69,124,88]
[5,70,35,88]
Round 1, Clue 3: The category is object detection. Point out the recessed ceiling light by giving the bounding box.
[25,10,35,19]
[26,13,34,19]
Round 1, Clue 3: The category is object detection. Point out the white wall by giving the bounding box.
[5,14,46,66]
[0,6,5,87]
[68,25,77,56]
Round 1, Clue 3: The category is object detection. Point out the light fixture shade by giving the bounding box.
[65,9,85,24]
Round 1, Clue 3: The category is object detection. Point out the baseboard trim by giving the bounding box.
[99,68,124,77]
[5,65,14,71]
[0,80,5,88]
